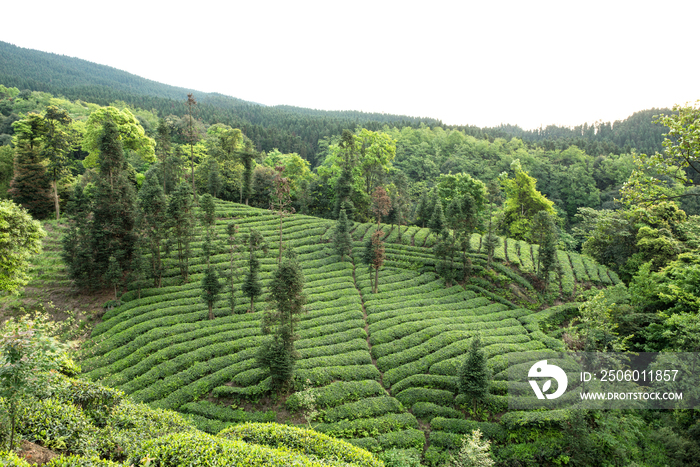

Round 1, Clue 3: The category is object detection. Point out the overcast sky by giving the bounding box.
[2,0,698,129]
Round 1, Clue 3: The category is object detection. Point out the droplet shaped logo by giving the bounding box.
[528,360,568,400]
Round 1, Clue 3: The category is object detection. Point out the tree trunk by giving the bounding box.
[249,296,254,313]
[208,303,214,320]
[374,267,379,294]
[52,178,60,221]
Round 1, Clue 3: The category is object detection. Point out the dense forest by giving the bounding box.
[1,41,699,467]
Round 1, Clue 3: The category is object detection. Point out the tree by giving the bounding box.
[434,228,458,287]
[186,94,200,203]
[259,248,307,390]
[371,186,391,226]
[224,222,242,314]
[428,198,446,235]
[155,118,172,193]
[270,165,294,263]
[501,159,557,241]
[363,229,386,294]
[415,189,432,228]
[42,106,75,221]
[167,183,194,282]
[81,106,155,169]
[621,101,700,205]
[201,266,222,320]
[105,255,123,300]
[447,194,480,282]
[444,429,494,467]
[484,180,502,269]
[333,205,353,261]
[530,210,558,288]
[242,228,267,312]
[0,200,46,294]
[458,334,489,412]
[0,316,64,450]
[238,143,256,205]
[9,113,53,219]
[137,168,167,287]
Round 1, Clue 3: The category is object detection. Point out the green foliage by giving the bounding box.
[219,422,384,467]
[333,206,353,261]
[501,160,557,241]
[200,266,222,320]
[458,334,489,409]
[166,183,194,282]
[444,429,494,467]
[0,199,45,294]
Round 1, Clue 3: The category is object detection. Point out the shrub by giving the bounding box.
[313,412,418,439]
[395,387,454,407]
[45,455,127,467]
[219,423,383,467]
[412,402,463,422]
[377,429,426,451]
[321,397,404,423]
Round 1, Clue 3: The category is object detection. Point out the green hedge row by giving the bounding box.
[313,412,418,439]
[463,284,518,308]
[119,337,261,395]
[180,401,275,424]
[367,294,486,325]
[428,340,547,377]
[395,387,455,407]
[568,252,590,282]
[298,338,368,360]
[390,374,458,395]
[296,328,367,350]
[219,422,384,467]
[320,396,404,423]
[296,350,372,370]
[287,380,387,411]
[295,365,381,387]
[411,402,462,422]
[133,352,257,406]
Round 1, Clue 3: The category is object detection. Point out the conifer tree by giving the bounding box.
[105,255,123,300]
[242,228,267,312]
[185,93,199,203]
[201,266,222,320]
[270,165,294,263]
[484,180,502,269]
[415,189,432,228]
[259,248,306,390]
[238,143,256,205]
[155,118,171,193]
[167,183,194,282]
[428,199,446,235]
[42,106,75,221]
[531,210,558,288]
[458,333,489,412]
[434,228,458,287]
[137,169,166,287]
[333,130,357,220]
[8,114,53,219]
[224,222,242,314]
[363,229,386,293]
[333,204,353,261]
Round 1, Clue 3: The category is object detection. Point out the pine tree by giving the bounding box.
[42,106,75,221]
[8,114,53,219]
[224,222,242,314]
[155,118,171,194]
[201,266,222,320]
[428,199,446,235]
[415,189,431,228]
[167,183,194,282]
[258,248,306,390]
[434,228,458,287]
[242,228,267,312]
[531,210,558,288]
[105,255,122,300]
[185,94,199,203]
[333,205,353,261]
[458,334,489,412]
[238,144,256,206]
[137,169,166,287]
[363,229,386,293]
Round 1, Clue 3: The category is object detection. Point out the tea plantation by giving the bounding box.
[79,199,618,465]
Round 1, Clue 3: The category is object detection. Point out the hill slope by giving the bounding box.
[78,200,617,464]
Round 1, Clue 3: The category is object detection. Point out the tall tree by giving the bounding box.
[238,143,256,206]
[224,222,242,314]
[8,114,53,219]
[415,189,431,228]
[85,119,138,285]
[42,106,75,221]
[242,228,267,312]
[363,229,386,294]
[530,210,558,288]
[155,118,172,193]
[447,194,480,281]
[259,248,307,390]
[270,165,294,263]
[458,333,489,412]
[501,159,557,241]
[333,204,353,261]
[484,179,502,269]
[137,168,167,287]
[201,266,222,320]
[371,186,391,227]
[185,93,200,203]
[166,183,194,282]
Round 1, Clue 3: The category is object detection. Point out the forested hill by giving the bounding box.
[0,41,441,158]
[482,107,672,156]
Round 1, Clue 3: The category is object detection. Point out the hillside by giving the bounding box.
[75,199,617,465]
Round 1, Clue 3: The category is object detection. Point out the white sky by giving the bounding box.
[2,0,698,130]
